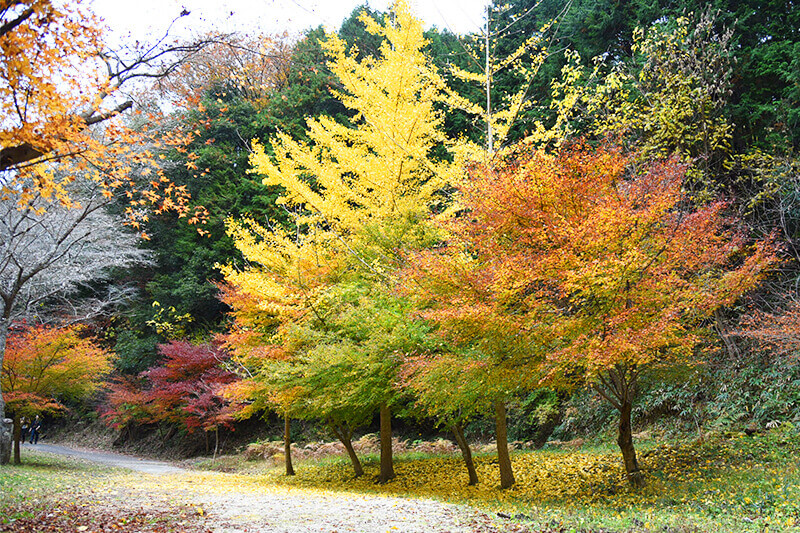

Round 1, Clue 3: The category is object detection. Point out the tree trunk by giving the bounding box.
[494,400,515,489]
[330,422,363,477]
[714,309,741,359]
[617,397,645,487]
[0,319,11,465]
[284,413,295,476]
[0,412,8,465]
[594,364,645,488]
[13,413,21,465]
[378,402,395,482]
[341,435,363,477]
[452,422,478,486]
[213,427,219,462]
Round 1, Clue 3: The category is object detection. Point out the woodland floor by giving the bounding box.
[2,431,799,532]
[0,445,509,532]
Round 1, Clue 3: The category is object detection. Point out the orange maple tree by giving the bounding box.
[1,324,111,463]
[408,141,777,487]
[0,1,208,221]
[0,0,105,175]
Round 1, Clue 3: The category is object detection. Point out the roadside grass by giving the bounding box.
[0,452,114,513]
[212,427,800,532]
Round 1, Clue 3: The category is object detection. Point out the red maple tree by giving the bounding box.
[103,341,237,454]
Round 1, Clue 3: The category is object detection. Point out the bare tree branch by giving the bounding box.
[0,5,33,39]
[0,178,150,327]
[0,9,224,172]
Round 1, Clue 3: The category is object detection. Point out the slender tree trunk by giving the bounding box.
[0,319,11,465]
[714,309,741,359]
[598,365,645,488]
[284,413,295,476]
[452,422,478,486]
[379,402,395,482]
[204,429,209,454]
[213,427,219,462]
[618,396,645,487]
[494,400,515,489]
[341,436,363,477]
[13,413,21,465]
[330,422,363,477]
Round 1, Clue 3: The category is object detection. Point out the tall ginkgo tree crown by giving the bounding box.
[248,0,463,237]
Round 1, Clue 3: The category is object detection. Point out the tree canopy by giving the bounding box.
[2,324,111,463]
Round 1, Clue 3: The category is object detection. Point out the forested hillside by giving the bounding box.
[1,0,798,504]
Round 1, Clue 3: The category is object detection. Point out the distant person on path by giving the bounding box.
[29,416,41,444]
[20,417,29,442]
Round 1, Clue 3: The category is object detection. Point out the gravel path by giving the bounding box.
[22,442,185,474]
[27,443,510,533]
[201,489,502,532]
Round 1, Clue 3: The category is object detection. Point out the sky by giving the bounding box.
[90,0,490,43]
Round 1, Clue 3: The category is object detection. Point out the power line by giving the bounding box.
[285,0,323,21]
[490,0,544,39]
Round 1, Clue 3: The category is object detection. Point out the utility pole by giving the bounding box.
[443,0,567,158]
[485,2,493,157]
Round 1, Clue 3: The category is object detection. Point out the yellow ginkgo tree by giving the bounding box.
[249,6,461,234]
[223,0,462,483]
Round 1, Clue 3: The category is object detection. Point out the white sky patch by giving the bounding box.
[90,0,488,44]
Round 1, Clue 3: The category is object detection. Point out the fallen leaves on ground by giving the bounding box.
[0,499,210,533]
[4,429,799,532]
[250,429,800,531]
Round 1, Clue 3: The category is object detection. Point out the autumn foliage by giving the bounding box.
[103,342,237,437]
[0,1,104,178]
[247,3,462,235]
[737,304,800,358]
[2,325,111,417]
[1,324,111,463]
[221,1,462,483]
[0,1,207,228]
[406,141,777,485]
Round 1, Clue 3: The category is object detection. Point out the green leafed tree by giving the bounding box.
[401,349,522,487]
